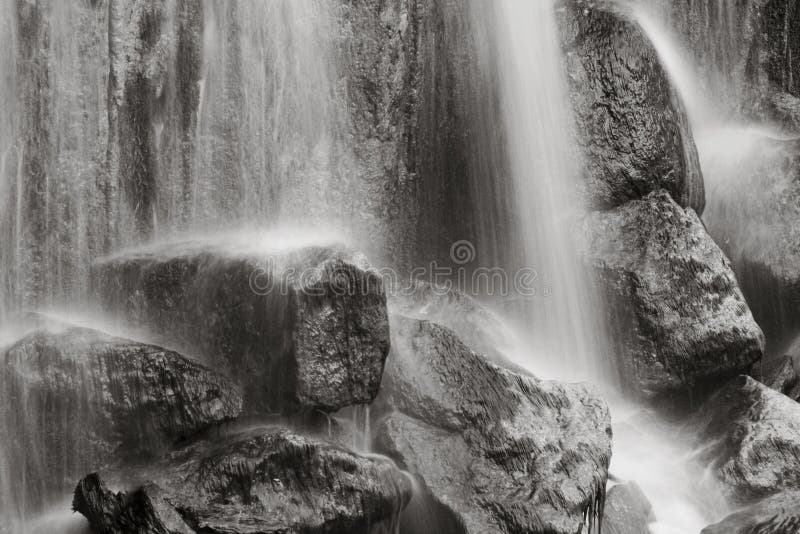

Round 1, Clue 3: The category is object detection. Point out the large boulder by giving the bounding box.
[581,190,764,398]
[373,315,612,534]
[0,320,241,516]
[92,238,390,415]
[557,0,705,212]
[686,376,800,503]
[73,427,412,534]
[701,491,800,534]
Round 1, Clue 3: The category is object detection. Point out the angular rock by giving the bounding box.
[373,315,611,534]
[557,0,705,212]
[686,376,800,503]
[0,320,241,515]
[701,492,800,534]
[604,482,653,534]
[73,427,412,534]
[581,190,764,398]
[92,238,390,415]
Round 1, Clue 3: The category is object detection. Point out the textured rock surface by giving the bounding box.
[73,427,412,534]
[93,239,389,415]
[701,491,800,534]
[686,376,800,503]
[604,483,653,534]
[557,0,705,212]
[0,320,241,514]
[582,190,764,397]
[373,315,611,534]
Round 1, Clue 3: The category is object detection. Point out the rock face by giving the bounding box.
[0,321,241,514]
[373,315,612,534]
[686,376,800,503]
[73,427,412,534]
[557,0,705,212]
[582,190,764,397]
[92,239,390,415]
[603,483,653,534]
[701,492,800,534]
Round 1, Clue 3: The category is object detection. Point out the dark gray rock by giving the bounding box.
[581,190,764,398]
[0,320,241,515]
[557,0,705,212]
[92,239,390,415]
[73,427,412,534]
[604,482,654,534]
[701,491,800,534]
[686,376,800,503]
[373,315,611,534]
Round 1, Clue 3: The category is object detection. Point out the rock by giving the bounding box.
[581,190,764,398]
[557,0,705,212]
[701,491,800,534]
[92,237,390,415]
[766,354,800,401]
[686,376,800,503]
[604,482,654,534]
[373,315,611,534]
[73,427,412,534]
[0,319,241,515]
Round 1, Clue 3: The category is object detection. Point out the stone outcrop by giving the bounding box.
[701,491,800,534]
[604,483,654,534]
[686,376,800,503]
[92,239,390,415]
[581,190,764,397]
[373,315,611,534]
[73,427,412,534]
[557,0,705,212]
[0,320,241,514]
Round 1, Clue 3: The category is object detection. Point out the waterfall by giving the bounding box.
[488,0,610,383]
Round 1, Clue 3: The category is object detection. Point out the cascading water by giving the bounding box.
[487,0,611,384]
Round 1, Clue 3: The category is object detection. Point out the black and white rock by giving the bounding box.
[0,320,241,514]
[557,0,705,212]
[686,376,800,503]
[92,238,390,415]
[73,427,412,534]
[701,491,800,534]
[767,354,800,401]
[582,190,764,398]
[373,315,611,534]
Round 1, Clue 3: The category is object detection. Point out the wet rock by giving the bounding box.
[73,427,412,534]
[581,190,764,398]
[604,482,654,534]
[686,376,800,503]
[92,238,390,415]
[373,315,611,534]
[701,491,800,534]
[557,0,705,212]
[0,320,241,514]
